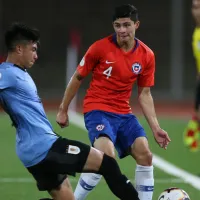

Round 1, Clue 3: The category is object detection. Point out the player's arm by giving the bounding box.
[137,87,160,133]
[58,71,83,113]
[137,52,171,148]
[137,86,170,148]
[56,43,99,128]
[137,52,157,131]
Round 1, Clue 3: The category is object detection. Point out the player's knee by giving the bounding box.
[103,150,115,158]
[135,151,153,166]
[48,179,73,199]
[145,151,153,165]
[95,144,115,158]
[98,154,118,175]
[94,137,116,158]
[48,184,61,195]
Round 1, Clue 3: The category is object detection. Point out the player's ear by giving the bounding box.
[112,22,115,29]
[134,21,140,30]
[15,45,22,55]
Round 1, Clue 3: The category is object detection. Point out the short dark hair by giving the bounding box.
[112,4,139,22]
[5,22,40,52]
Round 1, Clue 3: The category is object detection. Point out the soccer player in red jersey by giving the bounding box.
[57,4,171,200]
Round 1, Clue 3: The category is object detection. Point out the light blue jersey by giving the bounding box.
[0,62,58,167]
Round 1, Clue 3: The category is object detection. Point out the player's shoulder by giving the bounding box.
[193,27,200,40]
[0,62,18,78]
[0,63,19,88]
[137,38,154,57]
[0,62,14,72]
[193,27,200,34]
[91,35,114,49]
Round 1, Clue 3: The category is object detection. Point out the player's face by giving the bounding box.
[193,0,200,8]
[18,42,38,68]
[113,18,140,43]
[192,0,200,24]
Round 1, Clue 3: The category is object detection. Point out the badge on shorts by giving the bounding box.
[96,124,105,131]
[66,145,81,155]
[132,63,142,74]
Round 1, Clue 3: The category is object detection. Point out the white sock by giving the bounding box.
[74,173,102,200]
[135,164,154,200]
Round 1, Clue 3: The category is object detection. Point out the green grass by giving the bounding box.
[0,113,199,199]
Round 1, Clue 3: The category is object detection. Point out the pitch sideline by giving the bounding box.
[0,177,187,184]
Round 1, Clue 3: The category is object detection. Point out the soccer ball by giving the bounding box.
[158,187,190,200]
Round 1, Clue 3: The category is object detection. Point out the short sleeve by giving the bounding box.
[77,42,100,77]
[0,69,17,90]
[137,52,155,87]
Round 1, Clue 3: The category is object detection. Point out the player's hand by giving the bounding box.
[56,110,69,128]
[153,128,171,149]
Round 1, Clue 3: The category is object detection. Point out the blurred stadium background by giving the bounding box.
[0,0,200,199]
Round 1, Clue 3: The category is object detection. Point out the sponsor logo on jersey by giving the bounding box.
[80,57,85,66]
[105,60,115,64]
[96,124,105,131]
[132,63,142,74]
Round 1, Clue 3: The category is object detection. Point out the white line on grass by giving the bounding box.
[0,177,185,184]
[68,110,200,190]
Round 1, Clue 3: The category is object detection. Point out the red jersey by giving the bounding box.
[77,34,155,114]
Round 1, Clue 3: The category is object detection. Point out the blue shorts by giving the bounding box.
[84,110,147,158]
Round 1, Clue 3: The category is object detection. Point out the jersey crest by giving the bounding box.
[132,63,142,74]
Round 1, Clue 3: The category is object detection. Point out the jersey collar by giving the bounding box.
[2,62,27,72]
[14,64,27,72]
[112,33,139,53]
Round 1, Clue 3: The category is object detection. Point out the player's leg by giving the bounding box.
[195,76,200,118]
[74,136,116,200]
[48,137,139,199]
[49,178,74,200]
[27,165,75,200]
[130,137,154,200]
[117,114,154,200]
[28,136,139,200]
[82,145,139,199]
[74,110,118,200]
[37,146,139,200]
[183,77,200,151]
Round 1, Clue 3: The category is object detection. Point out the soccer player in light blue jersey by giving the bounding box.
[0,23,140,200]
